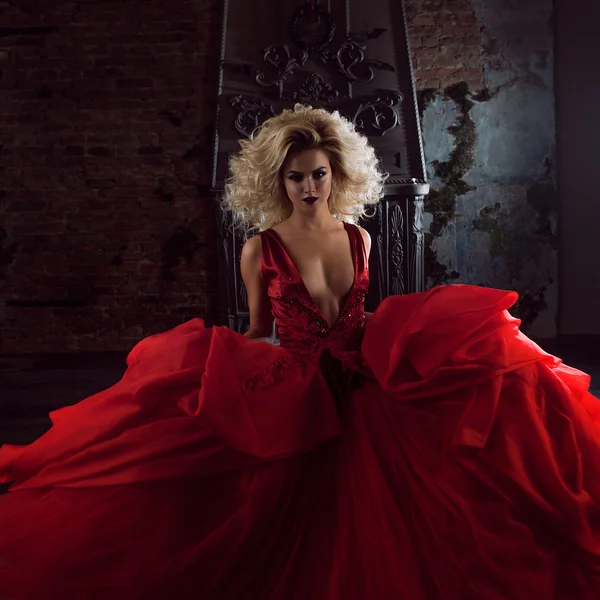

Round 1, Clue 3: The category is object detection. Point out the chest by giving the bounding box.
[279,230,355,301]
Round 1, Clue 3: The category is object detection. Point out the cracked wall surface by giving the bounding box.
[407,0,557,337]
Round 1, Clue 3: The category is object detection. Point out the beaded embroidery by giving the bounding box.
[243,354,307,393]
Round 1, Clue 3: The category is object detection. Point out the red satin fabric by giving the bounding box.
[1,225,600,598]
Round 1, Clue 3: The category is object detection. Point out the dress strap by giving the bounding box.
[346,222,369,278]
[258,230,294,290]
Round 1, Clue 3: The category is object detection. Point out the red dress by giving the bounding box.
[1,222,600,599]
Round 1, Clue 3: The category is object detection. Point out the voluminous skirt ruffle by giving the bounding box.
[1,285,600,599]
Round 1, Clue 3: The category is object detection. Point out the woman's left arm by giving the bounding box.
[358,226,373,323]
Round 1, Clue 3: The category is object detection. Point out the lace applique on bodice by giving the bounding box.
[259,222,369,366]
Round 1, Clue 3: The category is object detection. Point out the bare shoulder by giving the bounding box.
[240,233,262,263]
[356,225,371,257]
[240,234,264,281]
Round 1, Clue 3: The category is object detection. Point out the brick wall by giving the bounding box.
[406,0,484,91]
[1,0,221,352]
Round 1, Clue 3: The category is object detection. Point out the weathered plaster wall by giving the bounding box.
[407,0,557,337]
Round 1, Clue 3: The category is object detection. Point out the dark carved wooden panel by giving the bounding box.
[210,0,429,332]
[361,179,428,312]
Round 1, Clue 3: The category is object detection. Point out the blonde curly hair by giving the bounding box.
[222,104,386,232]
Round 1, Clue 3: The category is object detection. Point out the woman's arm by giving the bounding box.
[358,226,373,324]
[358,226,372,260]
[240,235,275,339]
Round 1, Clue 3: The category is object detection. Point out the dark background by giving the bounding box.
[0,0,596,354]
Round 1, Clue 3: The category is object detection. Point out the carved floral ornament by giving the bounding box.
[229,1,402,139]
[289,2,336,52]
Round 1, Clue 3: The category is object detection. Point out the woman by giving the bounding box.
[1,105,599,599]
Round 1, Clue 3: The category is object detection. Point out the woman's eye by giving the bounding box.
[288,172,325,182]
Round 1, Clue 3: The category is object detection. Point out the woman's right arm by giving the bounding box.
[240,235,275,339]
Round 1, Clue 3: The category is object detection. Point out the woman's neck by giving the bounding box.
[285,207,340,233]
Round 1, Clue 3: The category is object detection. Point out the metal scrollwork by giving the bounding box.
[286,72,340,104]
[230,96,276,138]
[412,196,425,292]
[389,203,405,295]
[375,203,386,299]
[232,12,402,137]
[217,209,234,309]
[321,41,395,84]
[351,90,403,136]
[255,44,308,91]
[290,4,336,53]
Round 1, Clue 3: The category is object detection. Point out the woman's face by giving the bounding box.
[281,148,332,214]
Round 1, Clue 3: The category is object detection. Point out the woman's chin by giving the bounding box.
[290,198,329,215]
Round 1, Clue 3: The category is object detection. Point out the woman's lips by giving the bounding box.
[302,196,318,205]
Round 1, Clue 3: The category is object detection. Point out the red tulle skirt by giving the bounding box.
[1,285,600,599]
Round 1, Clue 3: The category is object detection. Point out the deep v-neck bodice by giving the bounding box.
[259,222,370,361]
[266,223,355,329]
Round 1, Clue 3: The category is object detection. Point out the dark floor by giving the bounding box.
[1,337,599,450]
[0,352,128,446]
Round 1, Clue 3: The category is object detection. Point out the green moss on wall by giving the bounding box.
[421,82,477,285]
[473,181,557,327]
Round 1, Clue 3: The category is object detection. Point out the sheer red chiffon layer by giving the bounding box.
[1,285,600,598]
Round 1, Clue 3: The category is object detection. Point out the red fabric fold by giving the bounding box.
[1,284,599,599]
